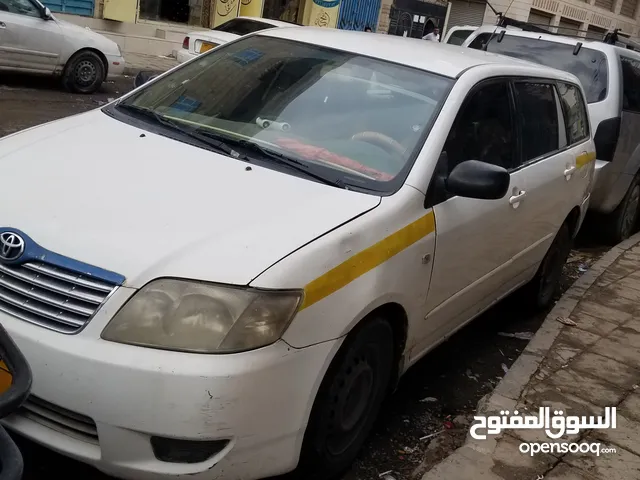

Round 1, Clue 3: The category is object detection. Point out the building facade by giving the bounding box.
[441,0,640,40]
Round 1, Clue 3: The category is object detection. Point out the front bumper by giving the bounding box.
[0,291,339,480]
[106,54,126,78]
[177,49,197,64]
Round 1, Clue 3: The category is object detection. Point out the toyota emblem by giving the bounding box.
[0,232,25,262]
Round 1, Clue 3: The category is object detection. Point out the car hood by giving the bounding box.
[0,110,380,288]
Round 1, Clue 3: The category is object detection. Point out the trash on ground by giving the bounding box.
[501,363,509,374]
[420,429,446,441]
[379,471,396,479]
[498,331,534,340]
[556,317,578,326]
[443,420,455,429]
[420,396,438,403]
[401,446,416,454]
[578,264,588,272]
[466,369,479,381]
[499,349,505,356]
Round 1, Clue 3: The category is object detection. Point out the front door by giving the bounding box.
[422,79,533,346]
[0,0,61,72]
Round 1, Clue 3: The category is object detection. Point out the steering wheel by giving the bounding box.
[351,131,406,160]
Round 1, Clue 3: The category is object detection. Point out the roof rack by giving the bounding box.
[491,14,640,50]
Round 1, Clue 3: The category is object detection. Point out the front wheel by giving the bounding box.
[524,222,572,310]
[299,317,394,479]
[62,51,105,94]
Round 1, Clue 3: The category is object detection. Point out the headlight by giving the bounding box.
[101,279,302,353]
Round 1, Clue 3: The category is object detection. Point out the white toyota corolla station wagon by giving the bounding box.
[0,27,595,480]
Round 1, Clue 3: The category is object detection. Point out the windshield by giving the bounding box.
[468,33,608,103]
[114,36,453,192]
[212,18,274,35]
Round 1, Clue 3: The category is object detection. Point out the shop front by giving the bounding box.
[100,0,306,27]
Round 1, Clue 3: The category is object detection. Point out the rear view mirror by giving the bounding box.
[446,160,509,200]
[43,7,52,19]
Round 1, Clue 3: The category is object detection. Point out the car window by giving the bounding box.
[620,55,640,113]
[557,82,590,144]
[447,29,474,45]
[0,0,41,16]
[443,81,515,173]
[513,82,560,163]
[213,18,274,35]
[114,36,453,193]
[468,33,608,104]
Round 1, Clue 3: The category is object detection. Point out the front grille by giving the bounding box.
[20,396,99,444]
[0,261,116,334]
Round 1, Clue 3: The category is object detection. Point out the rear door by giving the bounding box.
[508,80,575,269]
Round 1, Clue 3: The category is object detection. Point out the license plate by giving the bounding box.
[0,361,12,395]
[199,43,216,53]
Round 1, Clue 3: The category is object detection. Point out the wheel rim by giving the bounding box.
[75,60,97,86]
[326,347,377,456]
[622,185,640,239]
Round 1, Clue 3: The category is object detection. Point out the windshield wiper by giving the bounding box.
[195,130,347,189]
[117,104,242,159]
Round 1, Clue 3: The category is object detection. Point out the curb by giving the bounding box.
[422,230,640,478]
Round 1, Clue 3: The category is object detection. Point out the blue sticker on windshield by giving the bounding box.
[171,95,201,113]
[231,48,264,66]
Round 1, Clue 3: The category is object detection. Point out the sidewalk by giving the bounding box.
[122,52,179,76]
[423,234,640,480]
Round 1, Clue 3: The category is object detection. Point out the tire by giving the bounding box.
[524,222,572,310]
[299,317,395,479]
[602,176,640,245]
[62,51,105,94]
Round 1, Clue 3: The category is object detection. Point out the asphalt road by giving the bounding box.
[0,73,610,480]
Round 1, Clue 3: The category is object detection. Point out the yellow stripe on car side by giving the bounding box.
[576,151,596,168]
[300,211,436,311]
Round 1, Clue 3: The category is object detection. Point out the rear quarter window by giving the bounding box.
[557,82,590,144]
[620,55,640,113]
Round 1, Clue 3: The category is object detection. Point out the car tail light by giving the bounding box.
[182,36,190,50]
[593,117,621,162]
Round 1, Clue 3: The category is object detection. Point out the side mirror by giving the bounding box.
[446,160,509,200]
[43,7,52,19]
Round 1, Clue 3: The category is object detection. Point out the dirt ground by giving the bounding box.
[0,73,610,480]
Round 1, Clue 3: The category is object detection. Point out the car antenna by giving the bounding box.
[483,0,517,51]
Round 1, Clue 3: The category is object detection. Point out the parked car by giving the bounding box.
[0,0,124,93]
[177,15,301,63]
[442,25,477,45]
[462,26,640,243]
[0,27,595,480]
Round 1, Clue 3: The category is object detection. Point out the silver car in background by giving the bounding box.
[463,26,640,243]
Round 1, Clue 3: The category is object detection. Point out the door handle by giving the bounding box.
[0,22,6,28]
[564,165,576,181]
[509,190,526,208]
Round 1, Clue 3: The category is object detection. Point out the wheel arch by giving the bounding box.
[565,205,582,238]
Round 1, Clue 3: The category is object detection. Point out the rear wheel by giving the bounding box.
[602,176,640,244]
[524,222,572,310]
[62,51,105,94]
[299,317,394,479]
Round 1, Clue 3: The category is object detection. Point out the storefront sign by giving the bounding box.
[308,0,341,27]
[214,0,242,27]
